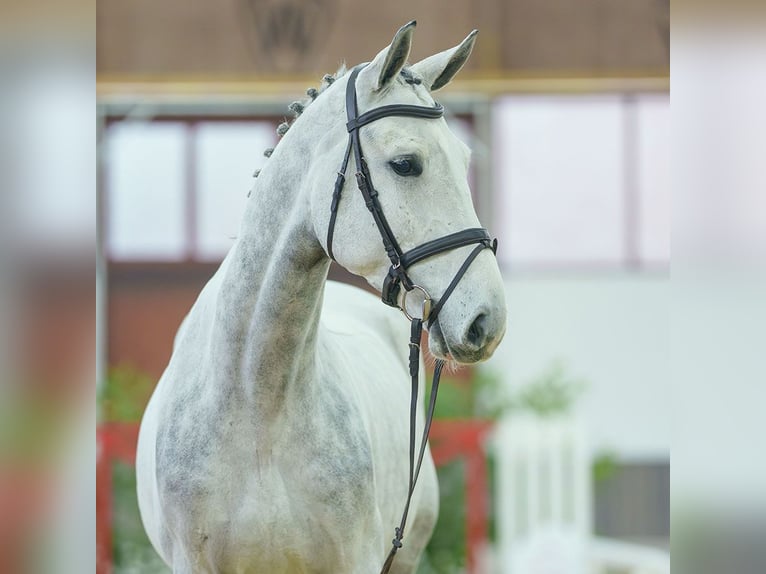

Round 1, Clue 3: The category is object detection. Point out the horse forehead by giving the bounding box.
[367,122,432,148]
[367,119,470,164]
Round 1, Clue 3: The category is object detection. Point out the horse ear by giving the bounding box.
[411,30,478,91]
[366,20,417,91]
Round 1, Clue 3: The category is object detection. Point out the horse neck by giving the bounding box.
[209,127,331,417]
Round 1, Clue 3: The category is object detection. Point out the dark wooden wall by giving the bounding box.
[97,0,668,78]
[107,263,373,380]
[107,264,214,380]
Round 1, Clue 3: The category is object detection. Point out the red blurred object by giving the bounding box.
[429,419,495,574]
[0,468,55,574]
[96,420,493,574]
[96,423,139,574]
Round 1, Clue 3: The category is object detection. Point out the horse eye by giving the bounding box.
[389,156,422,177]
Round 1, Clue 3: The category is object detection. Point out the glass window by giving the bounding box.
[493,96,625,268]
[636,95,670,265]
[106,122,187,260]
[194,121,277,260]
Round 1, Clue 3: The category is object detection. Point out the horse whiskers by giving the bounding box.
[442,357,461,375]
[423,345,460,374]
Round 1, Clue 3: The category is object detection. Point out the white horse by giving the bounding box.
[136,21,507,574]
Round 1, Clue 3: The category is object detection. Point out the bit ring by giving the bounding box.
[400,285,432,322]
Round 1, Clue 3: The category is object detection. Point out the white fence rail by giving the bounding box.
[493,415,669,574]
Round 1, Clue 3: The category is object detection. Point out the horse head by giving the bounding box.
[297,22,507,364]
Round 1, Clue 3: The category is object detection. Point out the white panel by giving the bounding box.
[194,122,276,260]
[635,95,670,264]
[484,276,670,460]
[494,96,625,267]
[106,122,187,260]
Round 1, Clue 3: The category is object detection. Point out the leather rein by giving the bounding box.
[325,64,497,573]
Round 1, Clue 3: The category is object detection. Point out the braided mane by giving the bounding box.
[253,65,349,179]
[251,64,423,186]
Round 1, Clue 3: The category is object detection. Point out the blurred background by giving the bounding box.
[95,1,669,573]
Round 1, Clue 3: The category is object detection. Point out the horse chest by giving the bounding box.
[216,386,379,568]
[275,380,376,513]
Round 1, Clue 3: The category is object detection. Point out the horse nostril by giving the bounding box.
[466,313,487,348]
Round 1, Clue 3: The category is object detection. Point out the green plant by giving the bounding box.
[429,360,586,421]
[98,365,155,423]
[508,362,587,417]
[592,449,620,482]
[417,460,467,574]
[111,461,166,573]
[429,368,505,421]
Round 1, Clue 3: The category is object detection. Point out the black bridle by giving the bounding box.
[326,64,497,573]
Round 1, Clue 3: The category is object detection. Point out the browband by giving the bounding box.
[346,102,444,132]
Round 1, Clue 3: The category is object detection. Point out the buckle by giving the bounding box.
[381,272,400,308]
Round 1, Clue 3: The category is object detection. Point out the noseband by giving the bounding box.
[326,64,498,572]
